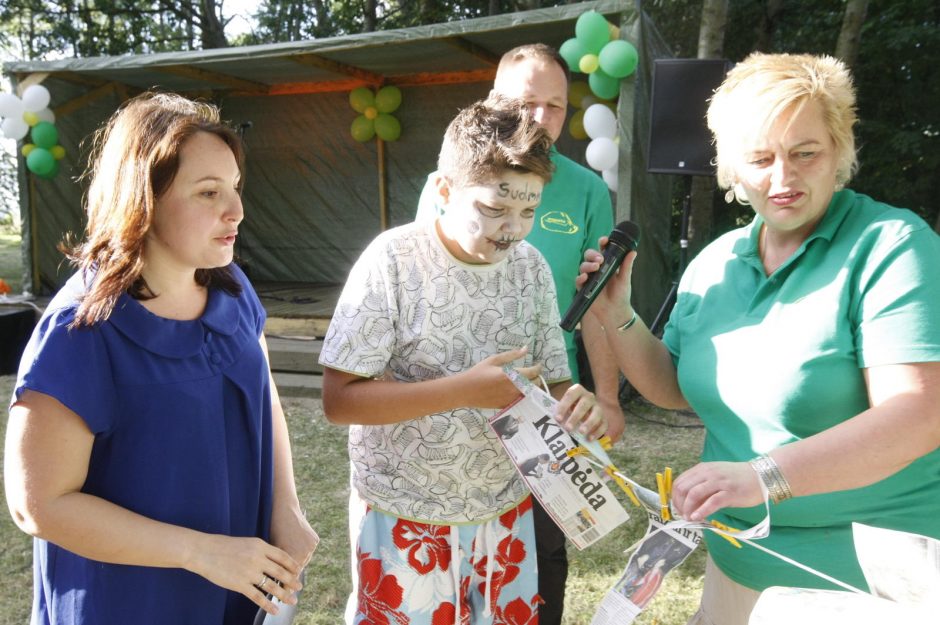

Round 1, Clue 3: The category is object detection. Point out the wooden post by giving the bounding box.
[377,137,389,231]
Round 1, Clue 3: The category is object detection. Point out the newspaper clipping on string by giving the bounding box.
[590,485,702,625]
[591,481,772,624]
[489,368,630,549]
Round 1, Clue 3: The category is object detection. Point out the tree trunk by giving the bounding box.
[363,0,377,32]
[698,0,728,58]
[688,0,729,257]
[836,0,869,67]
[489,0,500,15]
[311,0,330,38]
[199,0,228,48]
[754,0,785,53]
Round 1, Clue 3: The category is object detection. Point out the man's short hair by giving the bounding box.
[437,94,554,189]
[496,43,570,83]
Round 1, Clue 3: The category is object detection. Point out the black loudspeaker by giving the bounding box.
[647,58,731,176]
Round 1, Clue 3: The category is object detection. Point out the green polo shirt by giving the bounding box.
[663,189,940,592]
[416,148,613,382]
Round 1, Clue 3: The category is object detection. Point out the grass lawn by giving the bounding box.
[0,230,707,624]
[0,378,705,625]
[0,228,24,293]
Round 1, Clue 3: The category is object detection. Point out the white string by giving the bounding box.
[578,452,871,596]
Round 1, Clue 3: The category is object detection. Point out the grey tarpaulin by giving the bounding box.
[4,0,676,321]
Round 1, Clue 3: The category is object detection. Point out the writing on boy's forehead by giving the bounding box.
[496,181,541,204]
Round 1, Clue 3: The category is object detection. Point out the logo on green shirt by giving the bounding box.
[540,211,579,234]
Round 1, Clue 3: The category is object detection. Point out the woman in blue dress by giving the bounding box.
[4,92,319,624]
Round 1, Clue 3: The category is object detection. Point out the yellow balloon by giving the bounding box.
[365,106,378,120]
[568,110,587,140]
[608,23,621,40]
[21,143,35,157]
[579,54,600,74]
[568,81,592,109]
[51,145,66,160]
[22,111,39,126]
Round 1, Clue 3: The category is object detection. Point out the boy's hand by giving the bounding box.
[462,347,541,409]
[554,384,606,442]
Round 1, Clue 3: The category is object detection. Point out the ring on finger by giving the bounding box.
[257,574,269,590]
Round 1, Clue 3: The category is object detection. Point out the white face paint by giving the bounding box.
[437,170,544,265]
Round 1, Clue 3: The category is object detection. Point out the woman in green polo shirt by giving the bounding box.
[580,52,940,624]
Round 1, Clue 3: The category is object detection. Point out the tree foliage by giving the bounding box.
[647,0,939,235]
[0,0,936,236]
[0,0,232,59]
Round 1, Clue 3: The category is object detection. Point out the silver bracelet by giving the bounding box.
[749,454,793,504]
[616,311,638,332]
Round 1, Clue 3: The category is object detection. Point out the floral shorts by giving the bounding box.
[348,495,540,625]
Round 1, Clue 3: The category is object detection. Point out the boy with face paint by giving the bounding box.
[320,96,607,625]
[417,43,624,625]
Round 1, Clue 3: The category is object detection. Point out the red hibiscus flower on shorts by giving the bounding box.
[498,497,532,530]
[392,518,452,575]
[430,576,471,625]
[474,534,527,612]
[357,552,410,625]
[493,595,539,625]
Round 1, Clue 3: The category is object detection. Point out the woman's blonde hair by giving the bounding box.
[707,53,858,191]
[63,92,244,327]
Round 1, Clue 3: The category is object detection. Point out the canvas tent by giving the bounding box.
[4,0,675,320]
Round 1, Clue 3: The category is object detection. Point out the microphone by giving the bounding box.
[559,220,640,332]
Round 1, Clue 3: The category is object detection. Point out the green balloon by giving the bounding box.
[599,40,639,78]
[559,38,589,73]
[30,121,58,150]
[375,86,402,113]
[374,114,401,142]
[349,87,375,114]
[39,159,60,179]
[26,147,55,176]
[589,69,620,100]
[575,11,611,54]
[350,115,375,142]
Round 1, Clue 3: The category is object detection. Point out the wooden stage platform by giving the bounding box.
[256,282,340,399]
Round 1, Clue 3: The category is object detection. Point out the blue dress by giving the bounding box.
[13,264,274,625]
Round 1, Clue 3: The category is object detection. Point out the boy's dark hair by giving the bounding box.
[437,94,555,190]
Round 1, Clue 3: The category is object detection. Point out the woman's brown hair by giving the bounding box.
[62,92,244,327]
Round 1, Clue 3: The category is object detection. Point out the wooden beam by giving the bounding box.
[152,65,269,94]
[387,69,496,87]
[442,37,501,66]
[248,68,496,97]
[377,138,388,231]
[261,79,370,96]
[289,53,384,85]
[53,82,117,118]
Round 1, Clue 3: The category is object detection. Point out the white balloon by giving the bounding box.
[2,116,30,140]
[0,92,24,119]
[21,85,51,112]
[585,137,618,172]
[35,107,56,124]
[583,103,617,140]
[602,167,618,191]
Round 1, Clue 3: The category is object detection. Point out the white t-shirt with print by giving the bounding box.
[320,220,571,524]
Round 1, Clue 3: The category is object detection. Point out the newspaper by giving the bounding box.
[489,368,630,549]
[591,479,771,624]
[590,487,702,625]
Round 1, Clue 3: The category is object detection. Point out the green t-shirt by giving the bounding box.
[416,148,614,381]
[663,189,940,592]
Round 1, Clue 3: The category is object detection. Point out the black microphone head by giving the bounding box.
[608,220,640,250]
